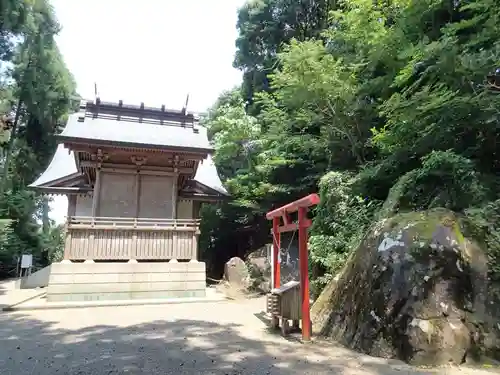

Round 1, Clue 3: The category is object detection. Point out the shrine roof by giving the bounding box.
[58,100,213,152]
[193,155,228,195]
[30,99,228,196]
[30,144,79,187]
[29,144,228,196]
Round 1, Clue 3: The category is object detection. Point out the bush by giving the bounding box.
[466,200,500,281]
[310,171,381,294]
[374,150,491,220]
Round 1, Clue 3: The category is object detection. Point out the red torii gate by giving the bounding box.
[265,193,320,341]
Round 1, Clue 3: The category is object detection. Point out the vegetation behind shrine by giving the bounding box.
[0,0,77,276]
[2,0,500,293]
[200,0,500,295]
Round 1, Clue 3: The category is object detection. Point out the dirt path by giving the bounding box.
[0,296,496,374]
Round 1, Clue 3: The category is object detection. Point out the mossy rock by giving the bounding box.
[311,208,500,366]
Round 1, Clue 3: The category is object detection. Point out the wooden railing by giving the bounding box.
[64,216,200,261]
[68,216,200,230]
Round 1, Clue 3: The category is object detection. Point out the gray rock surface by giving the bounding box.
[312,208,500,366]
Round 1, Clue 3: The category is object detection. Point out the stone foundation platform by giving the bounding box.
[47,260,206,302]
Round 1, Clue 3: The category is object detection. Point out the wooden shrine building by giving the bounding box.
[29,99,228,302]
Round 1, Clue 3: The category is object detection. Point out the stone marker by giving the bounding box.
[224,257,250,289]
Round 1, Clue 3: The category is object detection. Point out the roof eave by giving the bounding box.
[34,172,85,188]
[58,135,214,154]
[178,192,230,202]
[193,180,229,197]
[28,186,93,195]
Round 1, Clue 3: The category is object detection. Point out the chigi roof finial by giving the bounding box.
[182,93,190,115]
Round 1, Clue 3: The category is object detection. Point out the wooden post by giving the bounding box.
[171,174,178,219]
[193,230,199,260]
[131,171,141,260]
[134,171,141,217]
[272,216,281,289]
[92,168,101,217]
[67,195,76,218]
[63,228,72,260]
[298,206,311,341]
[63,195,77,261]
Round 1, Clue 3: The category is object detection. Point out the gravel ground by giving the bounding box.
[0,296,496,375]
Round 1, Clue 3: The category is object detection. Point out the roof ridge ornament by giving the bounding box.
[82,99,196,127]
[77,100,87,122]
[192,113,200,133]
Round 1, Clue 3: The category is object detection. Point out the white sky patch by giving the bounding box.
[48,0,245,224]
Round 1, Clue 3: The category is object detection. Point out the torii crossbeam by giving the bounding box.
[266,193,320,341]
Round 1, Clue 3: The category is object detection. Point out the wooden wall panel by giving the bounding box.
[177,199,193,219]
[99,172,137,217]
[138,175,173,218]
[75,195,92,216]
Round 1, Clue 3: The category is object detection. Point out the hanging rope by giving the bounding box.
[271,223,298,264]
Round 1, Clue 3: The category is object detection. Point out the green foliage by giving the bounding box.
[44,224,65,263]
[234,0,335,113]
[0,0,77,275]
[205,0,500,285]
[207,0,500,287]
[466,200,500,280]
[380,151,490,216]
[310,172,381,284]
[205,90,261,182]
[0,219,15,264]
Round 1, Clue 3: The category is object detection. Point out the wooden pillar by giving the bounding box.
[171,174,178,219]
[134,171,141,218]
[298,206,311,341]
[193,230,199,260]
[130,171,141,260]
[92,168,101,217]
[67,195,76,218]
[63,228,72,260]
[63,195,77,260]
[272,216,281,289]
[192,201,201,219]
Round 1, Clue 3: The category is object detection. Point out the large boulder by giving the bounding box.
[311,208,500,366]
[246,246,272,293]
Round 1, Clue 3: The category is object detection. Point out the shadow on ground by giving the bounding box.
[0,305,494,375]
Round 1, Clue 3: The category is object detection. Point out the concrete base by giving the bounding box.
[15,265,51,289]
[47,261,207,302]
[2,291,227,311]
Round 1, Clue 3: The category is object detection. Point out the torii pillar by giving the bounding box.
[266,193,320,341]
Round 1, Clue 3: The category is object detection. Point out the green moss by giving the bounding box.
[452,222,466,245]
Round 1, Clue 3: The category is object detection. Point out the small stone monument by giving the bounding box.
[224,257,250,289]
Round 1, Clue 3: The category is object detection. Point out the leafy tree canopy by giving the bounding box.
[0,0,77,275]
[203,0,500,292]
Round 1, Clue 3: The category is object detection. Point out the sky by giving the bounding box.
[48,0,246,224]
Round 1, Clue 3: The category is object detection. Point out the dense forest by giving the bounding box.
[199,0,500,295]
[0,0,76,276]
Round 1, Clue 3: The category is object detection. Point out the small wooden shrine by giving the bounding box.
[29,99,228,302]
